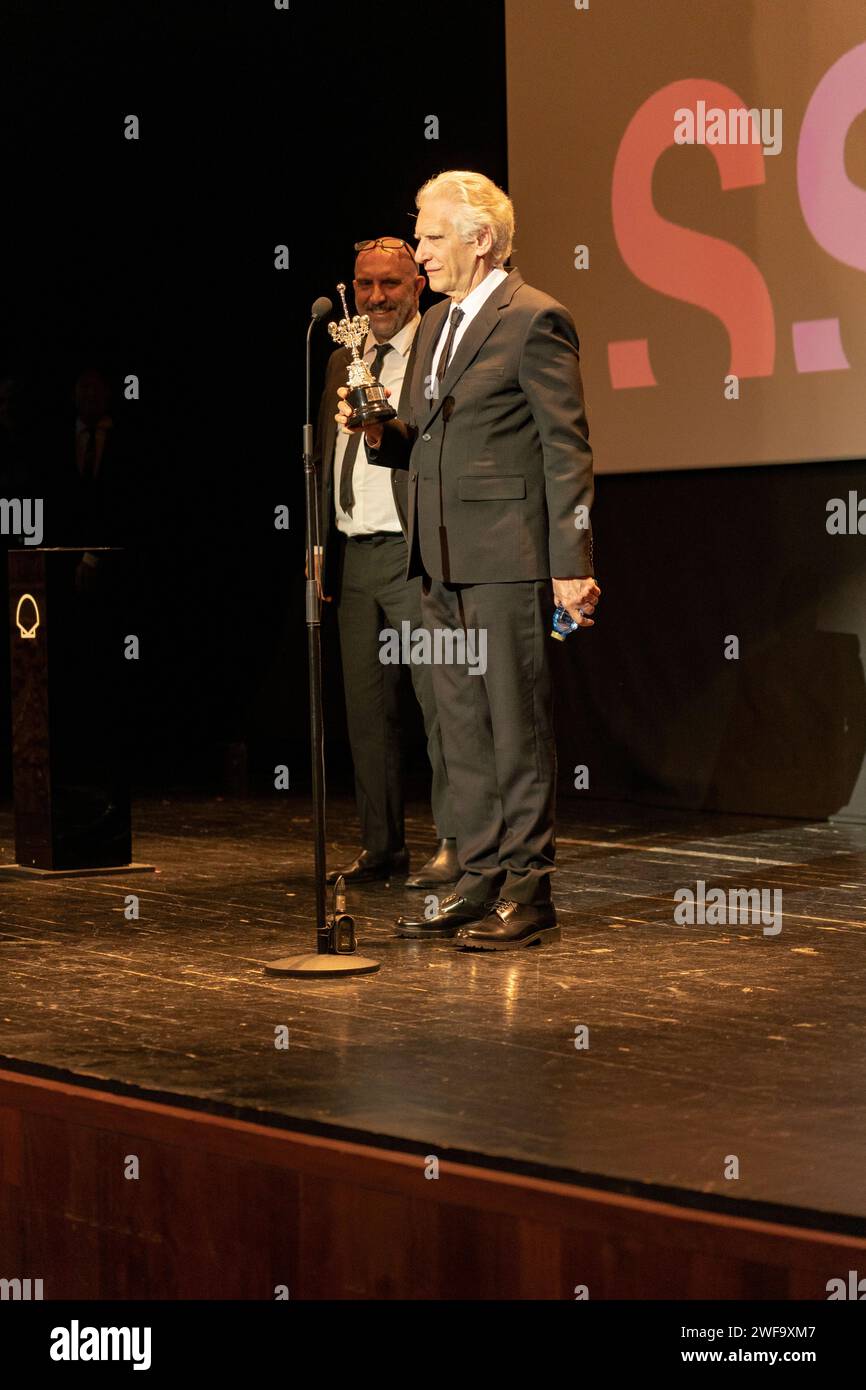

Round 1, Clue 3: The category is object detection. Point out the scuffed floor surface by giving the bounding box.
[1,794,865,1231]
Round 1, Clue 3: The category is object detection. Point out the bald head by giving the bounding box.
[353,239,425,343]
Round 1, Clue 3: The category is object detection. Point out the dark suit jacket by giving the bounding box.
[47,422,142,550]
[370,268,594,584]
[314,329,419,598]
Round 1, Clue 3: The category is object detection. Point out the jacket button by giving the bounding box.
[421,432,431,441]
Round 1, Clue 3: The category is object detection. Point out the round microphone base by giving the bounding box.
[264,952,380,978]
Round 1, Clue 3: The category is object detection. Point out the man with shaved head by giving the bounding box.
[315,237,457,889]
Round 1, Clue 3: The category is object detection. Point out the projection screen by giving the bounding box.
[505,0,866,472]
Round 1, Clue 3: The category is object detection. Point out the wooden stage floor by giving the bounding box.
[1,794,865,1236]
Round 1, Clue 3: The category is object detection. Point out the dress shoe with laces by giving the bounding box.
[325,847,409,885]
[395,893,494,939]
[404,838,460,889]
[454,899,559,951]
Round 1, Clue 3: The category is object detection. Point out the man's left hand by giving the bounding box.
[552,576,601,627]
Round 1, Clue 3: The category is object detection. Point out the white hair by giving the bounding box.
[416,170,515,265]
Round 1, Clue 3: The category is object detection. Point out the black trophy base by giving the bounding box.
[346,382,397,431]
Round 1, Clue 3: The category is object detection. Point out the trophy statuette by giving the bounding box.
[328,283,397,429]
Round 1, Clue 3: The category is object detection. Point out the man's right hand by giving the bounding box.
[335,385,387,450]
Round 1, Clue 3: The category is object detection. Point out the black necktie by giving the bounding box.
[436,306,465,385]
[339,342,392,518]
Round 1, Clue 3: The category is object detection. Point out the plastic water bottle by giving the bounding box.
[550,604,580,640]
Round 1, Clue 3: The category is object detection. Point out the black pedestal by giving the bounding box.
[6,547,142,872]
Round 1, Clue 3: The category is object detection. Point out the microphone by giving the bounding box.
[306,296,334,440]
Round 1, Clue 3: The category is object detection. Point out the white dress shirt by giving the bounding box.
[334,313,420,536]
[429,266,509,380]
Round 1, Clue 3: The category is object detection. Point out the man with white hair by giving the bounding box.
[337,171,599,950]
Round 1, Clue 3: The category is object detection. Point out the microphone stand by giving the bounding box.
[266,302,380,978]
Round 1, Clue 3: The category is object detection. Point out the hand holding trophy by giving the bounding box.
[328,283,397,430]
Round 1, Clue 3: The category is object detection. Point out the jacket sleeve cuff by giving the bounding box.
[365,418,412,471]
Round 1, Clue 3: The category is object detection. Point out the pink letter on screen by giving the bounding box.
[608,339,657,389]
[610,78,775,386]
[792,319,850,373]
[798,42,866,274]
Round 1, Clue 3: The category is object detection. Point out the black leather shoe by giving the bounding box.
[454,899,560,951]
[404,838,460,889]
[326,847,409,885]
[395,893,493,939]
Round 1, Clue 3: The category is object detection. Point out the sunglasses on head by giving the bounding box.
[354,237,417,258]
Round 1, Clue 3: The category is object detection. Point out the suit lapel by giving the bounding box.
[322,351,344,471]
[397,319,422,416]
[421,269,524,428]
[414,300,449,420]
[390,323,423,533]
[319,347,351,517]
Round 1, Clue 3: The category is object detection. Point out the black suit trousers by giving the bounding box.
[337,533,455,854]
[421,577,556,905]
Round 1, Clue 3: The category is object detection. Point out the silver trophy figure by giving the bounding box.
[328,283,397,429]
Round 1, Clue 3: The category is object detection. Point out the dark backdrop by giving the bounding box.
[0,0,508,804]
[1,0,864,821]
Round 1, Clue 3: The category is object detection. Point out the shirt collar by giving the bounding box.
[449,266,509,321]
[363,311,421,359]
